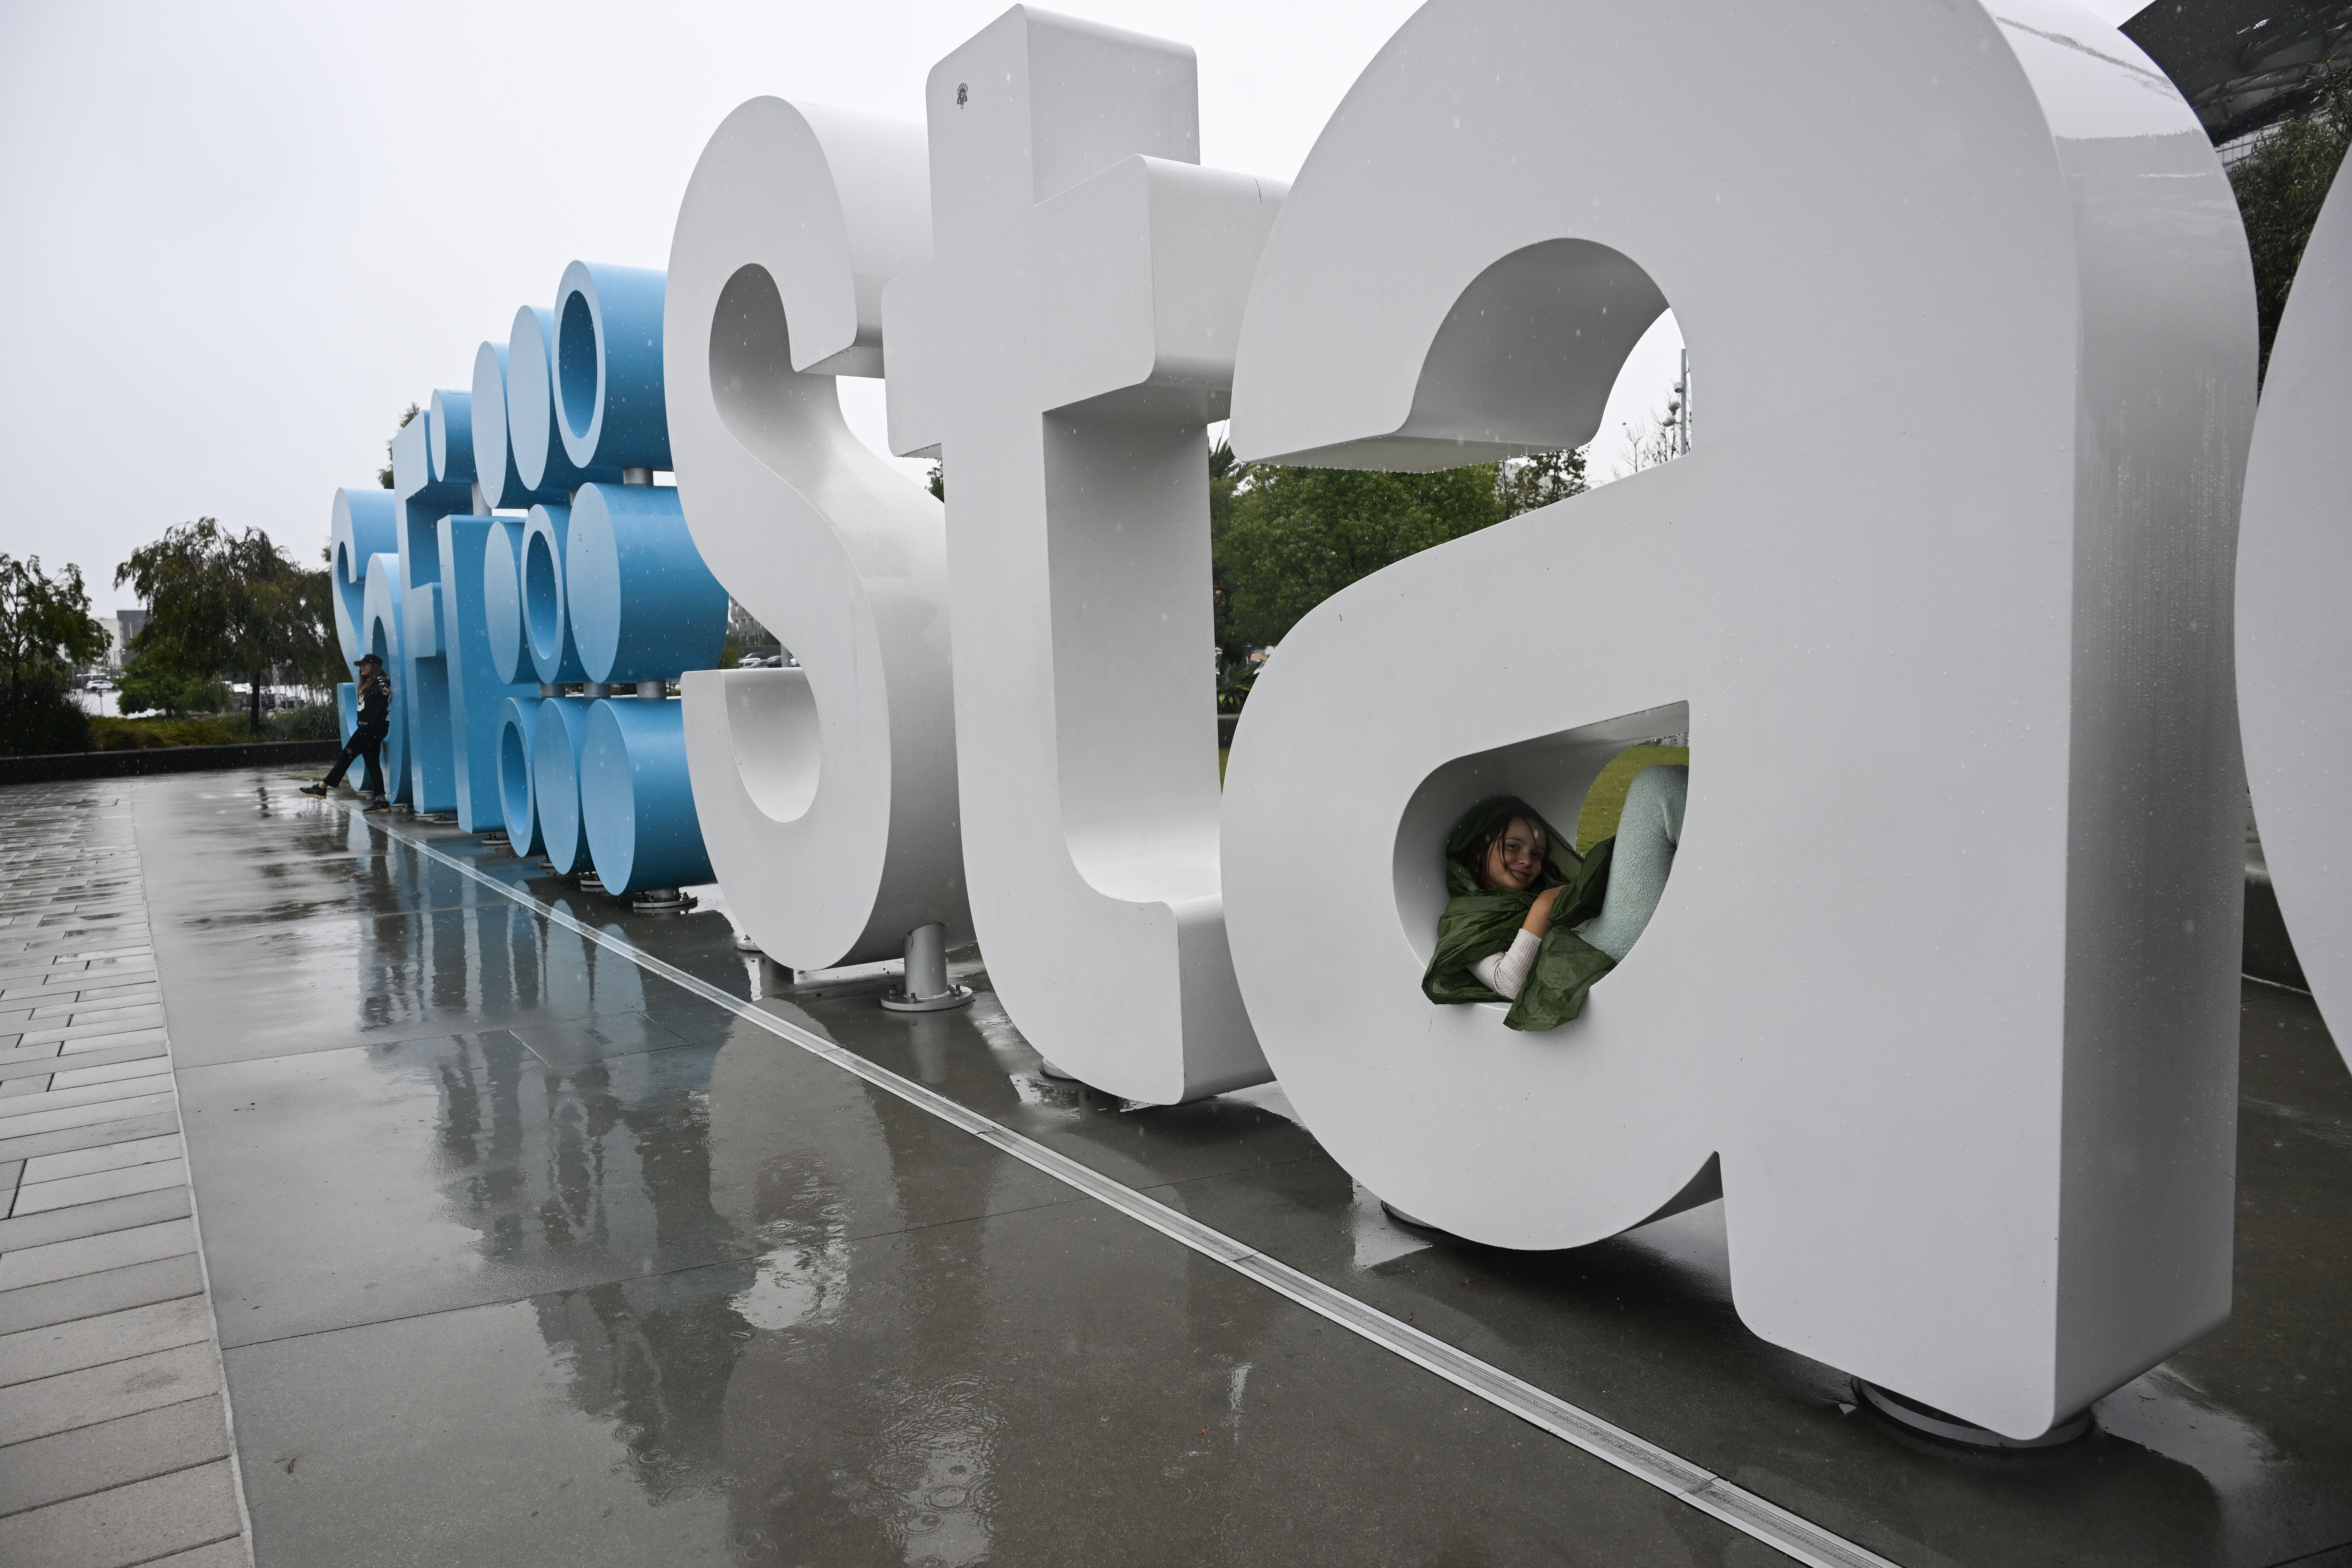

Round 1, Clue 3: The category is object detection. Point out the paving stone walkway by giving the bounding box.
[0,781,250,1568]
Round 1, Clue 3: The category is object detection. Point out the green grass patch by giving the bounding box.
[89,714,258,751]
[1576,746,1690,854]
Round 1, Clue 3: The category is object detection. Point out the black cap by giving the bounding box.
[357,653,383,667]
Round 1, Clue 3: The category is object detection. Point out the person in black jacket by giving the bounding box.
[302,653,393,811]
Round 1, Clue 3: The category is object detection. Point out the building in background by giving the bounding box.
[726,599,789,666]
[111,607,148,667]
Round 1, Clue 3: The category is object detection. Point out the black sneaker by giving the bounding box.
[363,797,391,814]
[298,782,329,797]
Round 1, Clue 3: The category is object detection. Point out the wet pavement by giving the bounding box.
[43,771,2352,1566]
[0,781,248,1568]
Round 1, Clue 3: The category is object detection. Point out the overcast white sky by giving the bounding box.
[34,0,2173,613]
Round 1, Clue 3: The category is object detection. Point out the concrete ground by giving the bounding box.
[0,781,248,1568]
[4,770,2349,1568]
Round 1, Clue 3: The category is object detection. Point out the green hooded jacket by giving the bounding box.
[1420,796,1617,1031]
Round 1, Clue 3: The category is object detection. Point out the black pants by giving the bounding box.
[324,726,386,794]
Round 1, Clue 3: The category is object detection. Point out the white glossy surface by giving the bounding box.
[880,7,1285,1103]
[1221,0,2251,1438]
[667,97,969,969]
[2240,155,2352,1073]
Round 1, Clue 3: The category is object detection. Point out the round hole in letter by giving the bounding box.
[724,668,821,825]
[524,529,563,667]
[697,263,828,825]
[1400,239,1668,455]
[500,715,534,838]
[558,288,600,444]
[708,264,803,468]
[1391,704,1688,967]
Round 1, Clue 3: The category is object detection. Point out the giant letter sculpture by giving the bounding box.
[328,488,396,666]
[507,304,620,496]
[359,552,410,801]
[324,234,728,890]
[2239,154,2352,1073]
[569,481,726,896]
[1220,0,2252,1438]
[882,8,1286,1101]
[327,488,396,751]
[387,409,473,813]
[667,96,969,972]
[421,390,543,834]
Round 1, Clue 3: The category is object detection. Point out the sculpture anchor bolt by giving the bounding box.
[880,922,974,1013]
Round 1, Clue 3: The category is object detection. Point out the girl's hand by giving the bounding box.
[1521,885,1563,938]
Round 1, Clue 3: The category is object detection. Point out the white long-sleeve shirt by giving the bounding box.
[1470,928,1542,1000]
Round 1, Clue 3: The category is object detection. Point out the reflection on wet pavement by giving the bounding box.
[123,775,2352,1567]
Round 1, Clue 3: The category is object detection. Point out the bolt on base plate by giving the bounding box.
[880,983,975,1013]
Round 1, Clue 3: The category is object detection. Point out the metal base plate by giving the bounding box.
[880,984,975,1014]
[1854,1379,2091,1450]
[782,960,901,1001]
[631,891,698,914]
[1035,1059,1084,1082]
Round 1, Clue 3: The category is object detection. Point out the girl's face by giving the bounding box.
[1483,818,1545,891]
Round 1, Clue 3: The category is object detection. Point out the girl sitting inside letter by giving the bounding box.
[1421,764,1687,1031]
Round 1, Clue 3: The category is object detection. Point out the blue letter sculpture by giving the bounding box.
[331,261,726,898]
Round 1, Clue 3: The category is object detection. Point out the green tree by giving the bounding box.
[116,519,337,737]
[933,435,1584,686]
[1211,443,1515,651]
[0,553,108,755]
[0,553,109,692]
[1495,447,1589,518]
[114,646,228,717]
[377,401,421,488]
[2231,66,2352,378]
